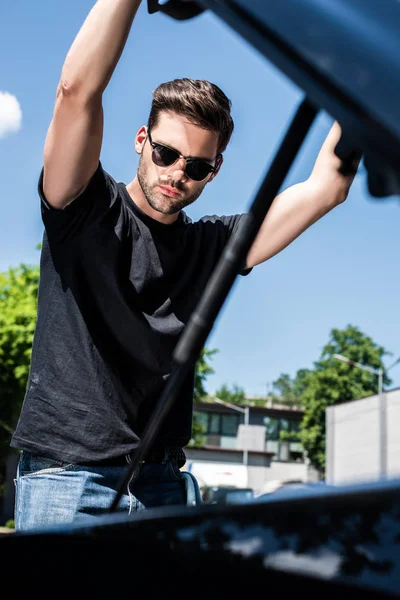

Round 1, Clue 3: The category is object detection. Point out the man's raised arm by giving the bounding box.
[245,122,360,269]
[43,0,143,209]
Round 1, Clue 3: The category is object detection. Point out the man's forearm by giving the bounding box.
[245,178,342,269]
[60,0,143,97]
[245,122,359,269]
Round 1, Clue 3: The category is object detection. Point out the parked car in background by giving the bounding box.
[202,485,254,505]
[255,480,335,502]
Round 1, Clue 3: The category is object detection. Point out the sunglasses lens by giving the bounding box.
[186,160,213,181]
[152,144,178,167]
[149,135,216,181]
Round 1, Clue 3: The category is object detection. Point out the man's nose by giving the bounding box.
[171,157,188,182]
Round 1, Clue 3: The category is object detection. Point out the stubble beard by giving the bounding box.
[137,154,205,216]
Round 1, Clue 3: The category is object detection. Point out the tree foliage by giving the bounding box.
[272,325,392,475]
[0,263,39,501]
[0,264,39,432]
[194,347,218,402]
[215,382,246,405]
[269,370,309,409]
[189,347,219,447]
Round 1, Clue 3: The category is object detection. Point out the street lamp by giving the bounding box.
[333,353,386,478]
[385,356,400,373]
[213,398,250,482]
[333,353,383,395]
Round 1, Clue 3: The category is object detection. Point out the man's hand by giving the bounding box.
[308,121,361,205]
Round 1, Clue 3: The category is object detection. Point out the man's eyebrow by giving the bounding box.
[155,137,215,162]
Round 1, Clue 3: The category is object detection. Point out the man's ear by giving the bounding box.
[208,155,224,182]
[135,126,148,154]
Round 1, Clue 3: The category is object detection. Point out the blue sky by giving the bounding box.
[1,1,400,396]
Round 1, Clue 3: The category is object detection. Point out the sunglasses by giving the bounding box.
[147,130,222,181]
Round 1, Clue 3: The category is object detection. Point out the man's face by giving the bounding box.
[135,112,221,216]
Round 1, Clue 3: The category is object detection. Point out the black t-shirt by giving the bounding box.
[11,163,251,463]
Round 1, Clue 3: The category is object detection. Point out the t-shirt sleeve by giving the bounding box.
[39,162,121,242]
[220,213,253,276]
[204,213,253,276]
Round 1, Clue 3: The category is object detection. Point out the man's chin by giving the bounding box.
[147,196,181,216]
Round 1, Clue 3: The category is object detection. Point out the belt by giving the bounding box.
[86,445,186,468]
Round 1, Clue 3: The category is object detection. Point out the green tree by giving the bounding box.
[0,264,39,427]
[270,370,310,409]
[188,415,206,448]
[0,263,40,499]
[194,347,218,402]
[188,347,219,447]
[215,383,246,405]
[296,325,392,475]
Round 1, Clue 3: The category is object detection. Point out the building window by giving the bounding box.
[264,417,280,440]
[290,420,301,434]
[263,416,301,440]
[194,411,240,437]
[209,414,220,434]
[221,414,238,436]
[264,416,303,461]
[196,412,208,432]
[280,419,290,433]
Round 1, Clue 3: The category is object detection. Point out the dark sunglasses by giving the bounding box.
[147,130,222,181]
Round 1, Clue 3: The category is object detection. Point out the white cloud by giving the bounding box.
[0,91,22,139]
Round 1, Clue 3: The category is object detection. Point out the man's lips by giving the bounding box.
[158,185,182,198]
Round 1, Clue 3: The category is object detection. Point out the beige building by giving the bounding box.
[326,387,400,485]
[184,400,320,496]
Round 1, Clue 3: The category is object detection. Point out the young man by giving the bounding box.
[10,0,358,531]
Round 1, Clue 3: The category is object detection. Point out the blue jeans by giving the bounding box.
[14,451,202,531]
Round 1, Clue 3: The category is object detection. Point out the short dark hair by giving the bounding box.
[147,78,234,155]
